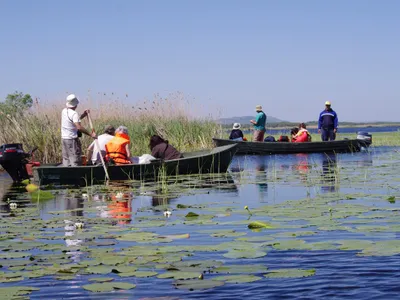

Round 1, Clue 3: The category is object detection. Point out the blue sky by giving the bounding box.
[0,0,399,122]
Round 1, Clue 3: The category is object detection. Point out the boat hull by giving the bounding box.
[32,144,237,186]
[212,138,370,155]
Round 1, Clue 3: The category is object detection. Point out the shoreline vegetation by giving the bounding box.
[0,92,399,164]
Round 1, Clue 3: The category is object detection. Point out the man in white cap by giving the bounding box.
[318,101,338,141]
[61,94,96,166]
[250,105,267,142]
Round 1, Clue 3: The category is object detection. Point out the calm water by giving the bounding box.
[1,146,400,299]
[238,125,400,136]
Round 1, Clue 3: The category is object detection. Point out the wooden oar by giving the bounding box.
[87,112,110,181]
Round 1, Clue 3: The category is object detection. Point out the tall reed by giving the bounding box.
[0,92,221,163]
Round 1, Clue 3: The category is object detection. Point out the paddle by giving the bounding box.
[87,112,110,181]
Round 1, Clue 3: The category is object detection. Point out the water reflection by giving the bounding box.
[0,184,31,214]
[254,157,268,201]
[108,192,133,225]
[292,154,310,183]
[321,153,338,193]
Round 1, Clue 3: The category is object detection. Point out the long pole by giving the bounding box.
[87,112,110,181]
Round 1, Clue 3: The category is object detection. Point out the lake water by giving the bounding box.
[1,146,400,299]
[239,125,400,136]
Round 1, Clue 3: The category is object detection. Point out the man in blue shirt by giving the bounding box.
[318,101,338,141]
[250,105,267,142]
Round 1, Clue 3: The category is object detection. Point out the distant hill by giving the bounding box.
[218,115,285,125]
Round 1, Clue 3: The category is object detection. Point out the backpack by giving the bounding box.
[264,136,276,142]
[278,135,289,142]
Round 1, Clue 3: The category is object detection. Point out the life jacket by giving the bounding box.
[293,129,311,143]
[105,132,131,164]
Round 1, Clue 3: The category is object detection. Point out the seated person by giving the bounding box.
[229,123,244,141]
[292,123,312,143]
[87,125,115,165]
[290,127,299,142]
[105,126,133,164]
[150,135,183,160]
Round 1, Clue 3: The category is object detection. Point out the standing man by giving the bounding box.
[61,94,97,166]
[250,105,267,142]
[318,101,338,141]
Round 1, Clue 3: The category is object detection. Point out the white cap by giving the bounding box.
[233,123,241,129]
[66,94,79,108]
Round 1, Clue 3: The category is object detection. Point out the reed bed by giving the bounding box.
[0,92,221,163]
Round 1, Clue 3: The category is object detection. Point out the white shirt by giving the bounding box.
[89,133,114,164]
[61,108,80,139]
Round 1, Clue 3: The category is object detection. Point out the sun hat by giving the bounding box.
[255,105,262,111]
[66,94,79,108]
[325,101,331,106]
[233,123,241,129]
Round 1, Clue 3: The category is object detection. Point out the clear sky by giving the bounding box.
[0,0,399,122]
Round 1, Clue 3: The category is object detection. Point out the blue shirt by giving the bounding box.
[254,111,267,131]
[318,109,338,130]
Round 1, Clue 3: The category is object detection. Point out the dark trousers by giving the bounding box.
[321,128,335,141]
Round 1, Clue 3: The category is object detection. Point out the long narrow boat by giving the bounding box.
[32,144,237,186]
[212,137,371,155]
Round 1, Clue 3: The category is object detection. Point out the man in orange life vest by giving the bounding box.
[105,126,133,164]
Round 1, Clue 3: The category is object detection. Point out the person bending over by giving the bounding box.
[149,135,182,160]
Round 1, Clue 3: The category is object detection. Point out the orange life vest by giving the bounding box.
[105,133,131,164]
[293,129,311,143]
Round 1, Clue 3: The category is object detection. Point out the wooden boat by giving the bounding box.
[212,137,371,155]
[32,144,237,186]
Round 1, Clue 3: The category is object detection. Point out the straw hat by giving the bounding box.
[233,123,241,129]
[66,94,79,108]
[255,105,262,111]
[325,101,331,106]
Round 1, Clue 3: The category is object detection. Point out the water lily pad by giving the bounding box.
[130,271,158,278]
[264,268,316,278]
[337,240,374,250]
[55,275,76,280]
[0,286,39,297]
[30,190,54,201]
[88,277,114,282]
[248,221,274,229]
[82,282,136,292]
[85,266,111,275]
[214,264,268,274]
[157,271,201,280]
[174,279,224,290]
[185,212,199,218]
[159,234,190,240]
[223,249,267,259]
[212,274,262,283]
[272,239,311,250]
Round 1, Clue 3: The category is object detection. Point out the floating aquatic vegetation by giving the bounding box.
[264,268,316,278]
[214,264,268,274]
[174,279,224,290]
[212,274,263,283]
[82,282,136,292]
[248,221,274,229]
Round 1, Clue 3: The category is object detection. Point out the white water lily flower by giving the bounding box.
[163,210,172,217]
[9,202,17,209]
[74,222,84,229]
[115,192,124,199]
